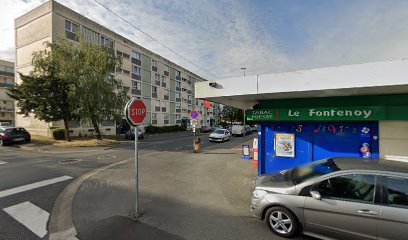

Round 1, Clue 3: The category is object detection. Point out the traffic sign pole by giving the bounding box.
[134,125,139,216]
[125,98,146,218]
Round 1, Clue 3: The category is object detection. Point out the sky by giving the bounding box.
[1,0,408,79]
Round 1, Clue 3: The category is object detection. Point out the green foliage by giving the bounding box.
[7,40,79,141]
[8,38,129,141]
[220,106,244,124]
[72,39,129,140]
[145,125,186,134]
[51,128,66,140]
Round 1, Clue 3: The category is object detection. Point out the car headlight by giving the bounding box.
[252,189,267,199]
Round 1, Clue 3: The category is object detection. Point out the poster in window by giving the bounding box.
[275,133,295,158]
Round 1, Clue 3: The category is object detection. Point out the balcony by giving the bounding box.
[176,87,181,92]
[164,71,169,76]
[155,81,161,86]
[0,82,14,87]
[152,92,157,98]
[155,106,160,112]
[131,58,141,66]
[162,82,167,88]
[176,109,181,113]
[176,98,181,102]
[0,71,14,77]
[187,80,192,85]
[131,89,141,95]
[188,100,192,104]
[161,107,166,112]
[152,66,157,72]
[164,95,169,100]
[176,76,181,80]
[164,120,169,124]
[152,120,157,125]
[187,90,192,94]
[131,73,141,80]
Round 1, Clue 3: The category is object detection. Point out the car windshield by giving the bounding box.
[291,158,341,184]
[214,130,225,134]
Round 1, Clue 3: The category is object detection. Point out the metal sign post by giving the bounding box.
[124,98,146,217]
[190,110,199,152]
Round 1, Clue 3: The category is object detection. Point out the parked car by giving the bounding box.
[125,127,144,140]
[251,125,258,133]
[200,126,211,133]
[0,127,31,146]
[251,157,408,239]
[209,129,231,142]
[232,125,252,136]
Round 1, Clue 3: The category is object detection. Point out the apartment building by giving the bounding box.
[15,0,219,136]
[0,60,15,124]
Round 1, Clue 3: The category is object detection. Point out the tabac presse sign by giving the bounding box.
[246,106,387,121]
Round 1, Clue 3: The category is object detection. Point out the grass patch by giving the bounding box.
[53,139,118,147]
[31,135,118,147]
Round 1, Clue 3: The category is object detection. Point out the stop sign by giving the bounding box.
[125,99,147,126]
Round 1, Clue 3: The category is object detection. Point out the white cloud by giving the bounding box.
[1,0,408,79]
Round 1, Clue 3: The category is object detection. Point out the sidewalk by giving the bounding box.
[70,147,299,240]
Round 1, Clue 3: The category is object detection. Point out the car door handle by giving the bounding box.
[357,209,378,216]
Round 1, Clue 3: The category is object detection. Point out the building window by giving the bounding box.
[155,73,160,81]
[132,66,141,75]
[82,27,99,44]
[116,68,130,75]
[165,65,170,72]
[100,35,114,48]
[152,113,157,120]
[152,60,157,67]
[176,70,181,77]
[176,81,181,87]
[162,76,166,83]
[164,115,169,120]
[152,86,158,94]
[132,81,141,89]
[131,51,140,60]
[65,20,79,41]
[176,114,181,120]
[116,50,130,60]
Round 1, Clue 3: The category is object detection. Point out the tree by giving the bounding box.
[220,106,244,124]
[74,40,129,140]
[8,41,79,141]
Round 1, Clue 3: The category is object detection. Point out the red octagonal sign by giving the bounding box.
[125,99,147,126]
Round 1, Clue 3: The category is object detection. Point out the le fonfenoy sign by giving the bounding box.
[246,106,386,122]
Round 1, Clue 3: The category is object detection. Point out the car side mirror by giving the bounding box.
[310,191,321,200]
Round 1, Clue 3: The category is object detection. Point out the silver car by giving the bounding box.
[250,157,408,240]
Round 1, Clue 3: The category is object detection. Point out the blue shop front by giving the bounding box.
[247,95,408,175]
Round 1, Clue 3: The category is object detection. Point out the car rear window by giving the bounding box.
[291,159,341,184]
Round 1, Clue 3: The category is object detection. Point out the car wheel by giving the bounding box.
[25,137,31,143]
[265,206,300,238]
[221,138,224,143]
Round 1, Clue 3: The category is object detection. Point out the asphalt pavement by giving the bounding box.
[0,131,310,240]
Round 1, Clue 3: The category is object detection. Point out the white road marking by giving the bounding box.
[0,175,73,199]
[0,161,7,165]
[3,201,50,238]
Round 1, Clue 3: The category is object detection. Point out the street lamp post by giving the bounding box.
[241,67,247,125]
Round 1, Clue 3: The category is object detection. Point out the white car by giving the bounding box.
[209,129,231,142]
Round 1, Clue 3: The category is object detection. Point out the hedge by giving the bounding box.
[50,128,66,140]
[145,125,186,134]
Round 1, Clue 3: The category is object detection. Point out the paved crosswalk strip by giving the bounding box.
[0,175,73,199]
[0,161,7,165]
[3,201,50,238]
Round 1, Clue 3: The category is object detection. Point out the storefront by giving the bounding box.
[247,98,408,173]
[195,59,408,175]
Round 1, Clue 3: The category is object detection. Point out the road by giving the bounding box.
[0,132,269,240]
